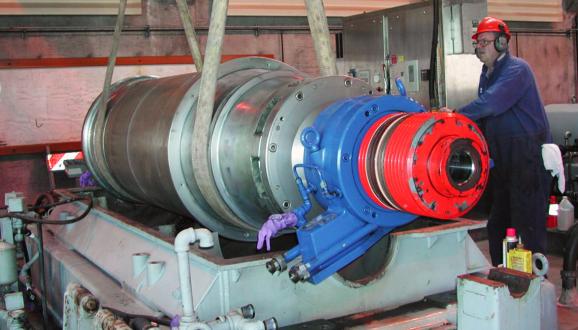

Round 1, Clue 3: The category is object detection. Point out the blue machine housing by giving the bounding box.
[285,94,427,284]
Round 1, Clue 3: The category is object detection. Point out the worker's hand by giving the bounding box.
[439,107,456,113]
[257,212,298,251]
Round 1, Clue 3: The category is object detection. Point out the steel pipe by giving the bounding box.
[174,227,214,325]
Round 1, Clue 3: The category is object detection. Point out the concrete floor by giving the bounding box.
[476,240,578,330]
[545,255,578,330]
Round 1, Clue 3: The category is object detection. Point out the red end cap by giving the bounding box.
[381,113,489,219]
[357,111,490,220]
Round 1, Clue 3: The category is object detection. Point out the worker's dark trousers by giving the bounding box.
[486,134,552,266]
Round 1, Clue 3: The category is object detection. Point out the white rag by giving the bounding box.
[542,143,565,193]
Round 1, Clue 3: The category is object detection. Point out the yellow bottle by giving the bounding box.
[507,244,532,273]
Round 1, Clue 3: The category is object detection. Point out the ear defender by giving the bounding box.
[494,24,509,52]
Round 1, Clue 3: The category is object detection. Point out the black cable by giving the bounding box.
[280,31,285,62]
[31,197,87,211]
[428,0,440,109]
[102,306,171,326]
[384,62,391,95]
[32,192,55,216]
[3,196,93,225]
[129,318,155,330]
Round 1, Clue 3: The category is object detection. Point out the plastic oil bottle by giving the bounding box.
[546,196,558,229]
[557,196,575,231]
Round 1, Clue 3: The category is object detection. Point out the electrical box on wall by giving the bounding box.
[388,59,419,94]
[405,60,419,92]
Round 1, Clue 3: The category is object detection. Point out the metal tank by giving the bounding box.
[0,240,17,286]
[83,57,372,241]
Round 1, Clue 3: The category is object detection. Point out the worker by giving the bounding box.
[440,17,552,266]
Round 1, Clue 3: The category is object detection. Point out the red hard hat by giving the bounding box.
[472,17,511,41]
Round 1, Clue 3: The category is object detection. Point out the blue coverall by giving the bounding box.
[458,52,552,266]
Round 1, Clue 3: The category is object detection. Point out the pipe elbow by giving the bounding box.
[195,228,215,249]
[174,228,214,253]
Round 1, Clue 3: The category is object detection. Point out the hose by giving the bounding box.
[103,306,171,326]
[19,231,40,285]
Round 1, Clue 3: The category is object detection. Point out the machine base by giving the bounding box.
[30,189,490,327]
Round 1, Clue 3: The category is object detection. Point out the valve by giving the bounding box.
[265,256,287,274]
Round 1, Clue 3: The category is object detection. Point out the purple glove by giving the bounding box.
[170,315,180,329]
[79,171,96,187]
[257,212,298,251]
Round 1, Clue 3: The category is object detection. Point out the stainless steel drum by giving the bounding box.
[83,57,371,241]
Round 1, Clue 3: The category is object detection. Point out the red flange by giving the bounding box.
[357,113,406,209]
[358,112,489,219]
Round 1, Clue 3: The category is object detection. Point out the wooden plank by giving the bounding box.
[228,0,563,22]
[0,142,81,156]
[516,34,576,105]
[488,0,563,22]
[0,54,275,69]
[0,0,142,15]
[228,0,418,17]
